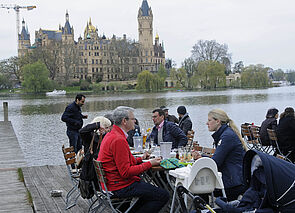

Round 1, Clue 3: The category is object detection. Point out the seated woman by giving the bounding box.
[79,116,112,158]
[276,107,295,163]
[259,108,279,146]
[193,109,247,201]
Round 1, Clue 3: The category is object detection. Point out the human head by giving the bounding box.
[177,106,187,117]
[281,107,295,118]
[75,94,86,107]
[152,109,165,126]
[207,108,248,151]
[91,116,112,134]
[160,106,169,118]
[112,106,135,132]
[266,108,279,118]
[104,113,114,125]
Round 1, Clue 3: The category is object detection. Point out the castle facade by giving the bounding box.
[18,0,165,84]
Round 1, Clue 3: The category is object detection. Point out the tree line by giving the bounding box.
[1,39,295,93]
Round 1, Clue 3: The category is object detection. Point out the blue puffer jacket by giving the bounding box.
[149,120,188,149]
[212,124,245,189]
[61,101,84,131]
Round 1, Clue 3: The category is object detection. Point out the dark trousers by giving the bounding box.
[66,129,82,153]
[113,181,169,213]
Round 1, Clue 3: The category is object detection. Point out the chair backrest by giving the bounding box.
[267,128,277,141]
[187,157,224,194]
[202,147,215,157]
[62,145,76,166]
[241,124,253,139]
[93,159,108,191]
[187,130,195,142]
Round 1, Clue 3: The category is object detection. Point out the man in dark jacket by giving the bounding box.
[177,106,193,136]
[259,108,278,146]
[150,109,187,149]
[61,94,88,153]
[160,106,179,124]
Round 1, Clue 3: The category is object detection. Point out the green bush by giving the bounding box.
[80,80,92,91]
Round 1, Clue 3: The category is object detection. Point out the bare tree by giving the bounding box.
[191,40,232,68]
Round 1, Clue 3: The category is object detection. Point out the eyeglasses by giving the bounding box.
[125,117,136,121]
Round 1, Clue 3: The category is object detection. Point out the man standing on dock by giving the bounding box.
[61,94,88,153]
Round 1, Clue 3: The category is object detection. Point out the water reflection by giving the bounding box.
[0,86,294,166]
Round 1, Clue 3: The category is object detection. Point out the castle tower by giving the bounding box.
[62,10,74,43]
[18,19,31,57]
[83,18,98,39]
[138,0,154,69]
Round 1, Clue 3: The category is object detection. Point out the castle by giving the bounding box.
[18,0,166,84]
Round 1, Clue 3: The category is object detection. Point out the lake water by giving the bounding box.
[0,86,294,166]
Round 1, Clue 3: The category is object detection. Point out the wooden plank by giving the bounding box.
[0,170,33,212]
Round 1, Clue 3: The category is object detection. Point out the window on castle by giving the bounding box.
[104,52,106,56]
[96,59,98,64]
[92,68,94,72]
[84,59,87,64]
[96,68,98,72]
[146,58,148,63]
[100,60,102,64]
[89,52,91,56]
[92,59,94,64]
[100,68,102,72]
[80,68,83,72]
[151,58,152,62]
[151,51,153,56]
[145,51,148,56]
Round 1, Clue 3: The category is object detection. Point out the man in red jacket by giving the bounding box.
[97,106,169,212]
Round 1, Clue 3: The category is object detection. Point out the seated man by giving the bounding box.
[160,106,179,124]
[149,108,188,149]
[97,106,169,213]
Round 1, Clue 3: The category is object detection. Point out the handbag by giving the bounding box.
[76,149,84,169]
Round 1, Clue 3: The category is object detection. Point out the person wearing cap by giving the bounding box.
[259,108,278,146]
[150,108,188,149]
[177,106,192,136]
[160,106,179,124]
[277,107,295,162]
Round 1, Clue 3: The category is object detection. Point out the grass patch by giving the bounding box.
[17,168,24,182]
[26,189,33,207]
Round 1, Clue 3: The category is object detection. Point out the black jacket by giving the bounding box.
[259,117,277,146]
[149,120,188,149]
[61,101,84,131]
[167,114,179,124]
[79,122,101,159]
[178,113,192,135]
[277,116,295,158]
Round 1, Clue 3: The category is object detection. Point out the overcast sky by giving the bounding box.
[1,0,295,70]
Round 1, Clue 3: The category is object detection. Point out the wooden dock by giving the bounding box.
[0,121,32,212]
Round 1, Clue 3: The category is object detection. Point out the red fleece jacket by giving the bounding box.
[97,125,152,191]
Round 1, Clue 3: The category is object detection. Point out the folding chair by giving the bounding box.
[241,124,259,150]
[250,126,273,154]
[186,130,195,148]
[89,159,139,213]
[169,157,225,213]
[267,129,292,163]
[62,145,81,209]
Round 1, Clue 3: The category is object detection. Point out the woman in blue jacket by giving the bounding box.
[194,109,247,201]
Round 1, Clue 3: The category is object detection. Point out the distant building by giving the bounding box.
[226,73,241,86]
[18,0,165,84]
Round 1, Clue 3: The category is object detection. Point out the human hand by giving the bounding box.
[142,151,150,160]
[192,151,202,160]
[150,157,162,166]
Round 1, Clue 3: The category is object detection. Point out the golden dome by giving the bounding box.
[155,33,159,40]
[84,18,96,35]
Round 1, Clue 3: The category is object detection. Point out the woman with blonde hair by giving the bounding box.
[194,109,247,201]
